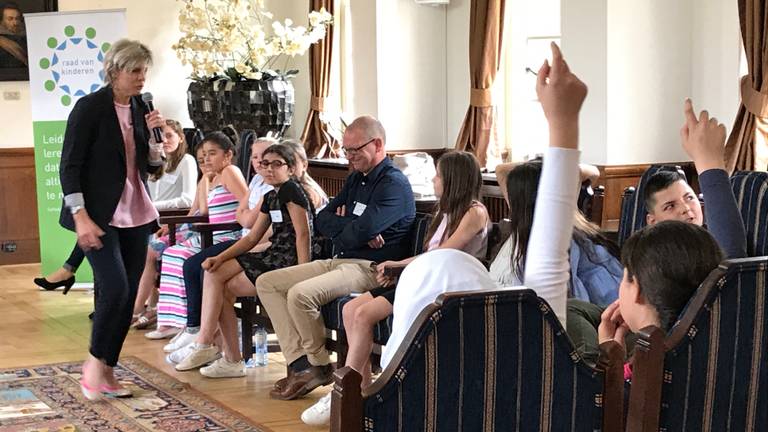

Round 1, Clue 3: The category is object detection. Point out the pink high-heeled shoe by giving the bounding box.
[80,362,133,400]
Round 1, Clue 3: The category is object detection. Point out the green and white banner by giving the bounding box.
[27,10,126,283]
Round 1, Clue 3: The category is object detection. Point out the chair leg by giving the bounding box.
[239,297,255,360]
[337,329,348,367]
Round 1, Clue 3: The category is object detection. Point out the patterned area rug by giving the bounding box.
[0,357,268,431]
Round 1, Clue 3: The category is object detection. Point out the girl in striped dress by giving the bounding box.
[153,132,249,336]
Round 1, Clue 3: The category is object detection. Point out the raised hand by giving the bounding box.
[535,42,588,150]
[680,99,727,173]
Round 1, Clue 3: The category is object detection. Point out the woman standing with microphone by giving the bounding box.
[59,39,164,400]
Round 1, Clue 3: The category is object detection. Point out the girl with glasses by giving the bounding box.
[172,143,317,377]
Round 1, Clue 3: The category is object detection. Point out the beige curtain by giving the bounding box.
[301,0,341,158]
[725,0,768,172]
[454,0,506,168]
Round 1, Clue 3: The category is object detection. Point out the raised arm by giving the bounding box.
[523,42,587,328]
[680,99,747,258]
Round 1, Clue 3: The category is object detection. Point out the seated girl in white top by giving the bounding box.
[301,151,491,426]
[147,119,198,210]
[380,42,588,369]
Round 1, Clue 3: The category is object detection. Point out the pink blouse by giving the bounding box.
[110,102,158,227]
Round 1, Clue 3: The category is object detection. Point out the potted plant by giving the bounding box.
[173,0,332,134]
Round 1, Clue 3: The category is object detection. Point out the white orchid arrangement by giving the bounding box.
[173,0,333,81]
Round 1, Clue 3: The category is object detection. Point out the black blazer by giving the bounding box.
[59,86,159,231]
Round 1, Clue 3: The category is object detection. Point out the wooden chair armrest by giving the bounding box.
[190,222,243,233]
[626,326,665,432]
[159,215,208,225]
[598,340,626,432]
[158,208,190,217]
[331,366,363,432]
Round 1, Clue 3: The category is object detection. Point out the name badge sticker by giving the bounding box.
[269,210,283,223]
[352,202,367,216]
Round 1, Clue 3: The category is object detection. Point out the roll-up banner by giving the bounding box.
[27,9,126,285]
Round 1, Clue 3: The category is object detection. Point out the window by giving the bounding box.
[493,0,560,165]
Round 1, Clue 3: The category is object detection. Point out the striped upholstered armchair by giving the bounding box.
[331,288,625,432]
[626,256,768,432]
[730,171,768,257]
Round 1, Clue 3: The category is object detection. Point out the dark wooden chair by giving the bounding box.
[331,288,626,432]
[617,165,686,246]
[626,256,768,432]
[730,170,768,257]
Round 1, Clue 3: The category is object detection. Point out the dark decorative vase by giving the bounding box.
[187,79,295,135]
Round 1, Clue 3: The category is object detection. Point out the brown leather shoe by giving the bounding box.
[272,367,294,392]
[269,364,332,400]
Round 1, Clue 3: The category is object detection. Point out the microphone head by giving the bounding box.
[141,92,154,103]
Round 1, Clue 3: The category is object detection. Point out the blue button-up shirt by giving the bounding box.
[316,158,416,262]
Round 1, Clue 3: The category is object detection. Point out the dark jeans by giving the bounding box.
[84,224,151,366]
[183,239,237,328]
[63,244,85,272]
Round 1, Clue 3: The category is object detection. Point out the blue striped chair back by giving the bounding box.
[362,289,607,431]
[730,171,768,257]
[617,165,685,246]
[629,257,768,431]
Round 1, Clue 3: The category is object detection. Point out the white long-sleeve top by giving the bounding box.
[380,147,579,369]
[148,153,198,210]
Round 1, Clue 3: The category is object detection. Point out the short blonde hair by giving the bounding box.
[103,38,152,84]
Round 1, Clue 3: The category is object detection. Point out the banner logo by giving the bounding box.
[37,25,110,107]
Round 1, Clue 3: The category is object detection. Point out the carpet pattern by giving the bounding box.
[0,357,267,432]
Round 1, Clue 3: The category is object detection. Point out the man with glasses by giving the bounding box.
[257,116,416,400]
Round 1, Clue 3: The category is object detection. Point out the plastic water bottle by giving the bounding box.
[250,326,268,367]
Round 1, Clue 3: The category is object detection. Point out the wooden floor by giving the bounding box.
[0,263,329,432]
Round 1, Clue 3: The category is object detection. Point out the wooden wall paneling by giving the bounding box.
[0,148,40,264]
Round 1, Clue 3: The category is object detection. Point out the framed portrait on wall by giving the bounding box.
[0,0,58,81]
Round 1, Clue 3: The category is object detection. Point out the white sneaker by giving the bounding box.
[301,392,332,426]
[166,342,196,365]
[175,344,220,371]
[144,326,181,340]
[163,329,197,353]
[200,358,246,378]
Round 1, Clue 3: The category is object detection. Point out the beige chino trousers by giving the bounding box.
[256,258,379,366]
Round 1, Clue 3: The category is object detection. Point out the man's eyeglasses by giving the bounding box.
[343,138,375,156]
[259,160,287,169]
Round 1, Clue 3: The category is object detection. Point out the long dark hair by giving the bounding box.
[425,151,483,247]
[622,221,723,331]
[202,131,237,156]
[506,160,619,280]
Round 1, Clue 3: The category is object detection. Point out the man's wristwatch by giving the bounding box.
[69,205,83,215]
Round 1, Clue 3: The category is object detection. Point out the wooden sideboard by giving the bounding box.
[308,157,699,232]
[307,158,507,223]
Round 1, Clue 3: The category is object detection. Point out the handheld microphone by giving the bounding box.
[141,92,164,144]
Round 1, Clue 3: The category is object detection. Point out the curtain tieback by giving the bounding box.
[740,75,768,117]
[470,88,493,107]
[311,96,326,111]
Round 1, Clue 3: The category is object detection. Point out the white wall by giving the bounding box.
[562,0,607,164]
[562,0,741,165]
[377,0,447,150]
[446,0,470,150]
